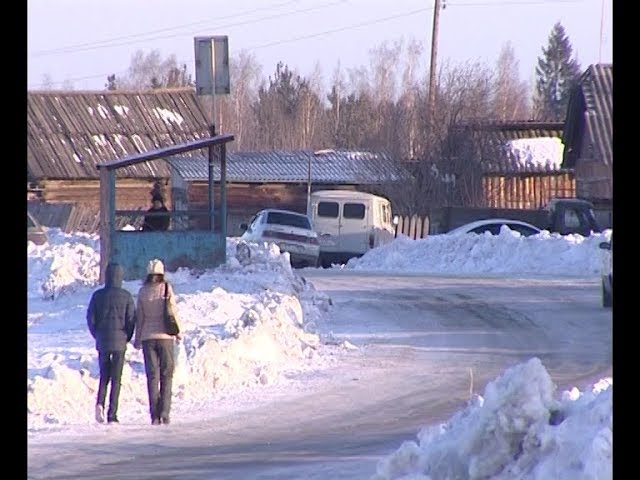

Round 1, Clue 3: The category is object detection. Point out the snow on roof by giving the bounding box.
[504,137,564,171]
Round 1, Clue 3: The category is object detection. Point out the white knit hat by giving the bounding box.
[146,258,165,275]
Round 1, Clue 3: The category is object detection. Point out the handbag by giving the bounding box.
[163,282,180,336]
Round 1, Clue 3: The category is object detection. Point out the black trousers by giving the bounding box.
[142,339,175,421]
[96,350,126,420]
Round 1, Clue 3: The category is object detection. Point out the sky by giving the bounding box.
[27,0,612,91]
[28,225,612,479]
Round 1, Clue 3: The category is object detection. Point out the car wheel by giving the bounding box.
[602,278,612,308]
[235,241,251,266]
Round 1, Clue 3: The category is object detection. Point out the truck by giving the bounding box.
[428,198,601,236]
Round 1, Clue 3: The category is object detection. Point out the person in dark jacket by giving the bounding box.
[142,193,170,232]
[87,263,136,424]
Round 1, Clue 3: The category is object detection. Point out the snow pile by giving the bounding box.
[27,232,336,431]
[346,229,612,276]
[28,229,101,300]
[372,358,612,480]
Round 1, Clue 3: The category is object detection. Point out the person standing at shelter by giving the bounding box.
[87,263,137,424]
[142,193,170,231]
[134,259,182,425]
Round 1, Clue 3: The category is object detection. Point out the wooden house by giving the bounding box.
[447,121,575,209]
[27,89,210,230]
[27,89,409,234]
[562,63,612,227]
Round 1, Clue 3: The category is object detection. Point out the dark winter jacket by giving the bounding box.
[142,205,170,231]
[87,263,136,352]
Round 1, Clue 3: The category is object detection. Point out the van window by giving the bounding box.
[344,203,365,219]
[318,202,339,218]
[381,203,391,224]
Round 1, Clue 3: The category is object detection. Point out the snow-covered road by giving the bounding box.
[27,271,612,479]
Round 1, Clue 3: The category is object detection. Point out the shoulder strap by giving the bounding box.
[163,281,168,299]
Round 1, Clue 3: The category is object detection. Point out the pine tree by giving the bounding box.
[533,22,582,121]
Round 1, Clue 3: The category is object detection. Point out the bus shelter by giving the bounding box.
[97,134,234,282]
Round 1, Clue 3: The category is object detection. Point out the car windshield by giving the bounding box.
[266,211,311,230]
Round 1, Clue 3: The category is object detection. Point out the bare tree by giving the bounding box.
[297,62,327,148]
[40,73,55,90]
[491,42,530,121]
[108,49,193,90]
[61,79,75,90]
[397,38,425,161]
[383,60,494,213]
[216,50,263,149]
[368,40,402,149]
[327,62,347,146]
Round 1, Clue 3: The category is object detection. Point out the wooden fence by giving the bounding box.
[394,215,430,240]
[28,202,142,233]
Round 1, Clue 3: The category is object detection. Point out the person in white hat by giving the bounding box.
[133,258,181,425]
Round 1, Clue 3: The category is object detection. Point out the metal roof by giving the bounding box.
[451,122,566,174]
[562,64,613,168]
[27,89,210,180]
[167,149,410,184]
[98,134,234,170]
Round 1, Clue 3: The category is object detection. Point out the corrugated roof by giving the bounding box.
[167,149,410,184]
[27,89,210,180]
[451,122,566,174]
[562,64,613,168]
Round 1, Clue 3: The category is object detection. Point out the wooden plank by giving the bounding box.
[415,216,423,240]
[396,216,404,237]
[409,215,417,239]
[421,215,430,238]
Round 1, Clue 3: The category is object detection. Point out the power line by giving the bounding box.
[248,7,430,50]
[31,0,300,57]
[29,0,585,89]
[31,0,347,58]
[29,7,432,89]
[446,0,583,5]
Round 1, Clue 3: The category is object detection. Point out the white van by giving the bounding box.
[308,190,395,266]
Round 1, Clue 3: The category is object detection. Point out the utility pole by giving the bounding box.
[598,0,605,62]
[428,0,443,121]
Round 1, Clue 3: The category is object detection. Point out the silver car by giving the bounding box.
[240,209,320,268]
